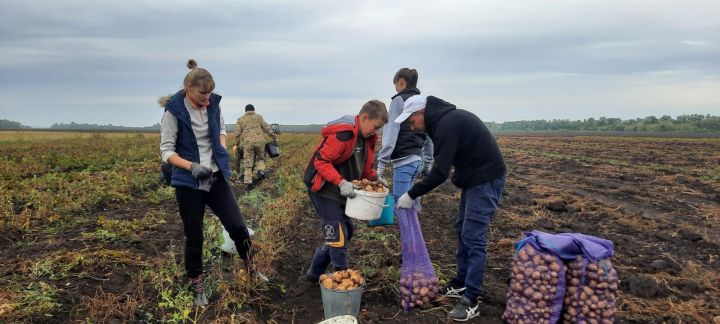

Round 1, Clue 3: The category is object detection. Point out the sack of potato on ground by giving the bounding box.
[320,269,365,291]
[502,241,566,323]
[503,231,618,324]
[562,256,618,323]
[397,208,440,311]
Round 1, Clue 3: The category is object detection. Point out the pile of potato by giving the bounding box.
[399,272,439,310]
[320,269,365,291]
[352,178,389,193]
[562,257,618,324]
[502,244,565,324]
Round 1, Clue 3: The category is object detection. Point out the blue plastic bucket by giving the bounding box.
[368,195,395,227]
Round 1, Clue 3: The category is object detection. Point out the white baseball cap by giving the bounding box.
[395,95,427,123]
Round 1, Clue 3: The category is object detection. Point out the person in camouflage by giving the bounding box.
[234,104,277,186]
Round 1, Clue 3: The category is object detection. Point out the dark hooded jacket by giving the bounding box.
[407,96,506,198]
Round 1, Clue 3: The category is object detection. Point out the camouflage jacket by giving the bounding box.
[235,111,275,144]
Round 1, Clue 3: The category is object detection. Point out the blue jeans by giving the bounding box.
[452,175,506,300]
[392,160,421,202]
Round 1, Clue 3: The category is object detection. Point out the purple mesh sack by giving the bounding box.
[397,208,439,312]
[556,233,618,324]
[502,237,567,324]
[512,231,618,323]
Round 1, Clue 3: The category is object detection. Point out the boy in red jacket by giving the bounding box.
[303,100,388,282]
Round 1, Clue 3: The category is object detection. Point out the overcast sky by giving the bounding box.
[1,0,718,127]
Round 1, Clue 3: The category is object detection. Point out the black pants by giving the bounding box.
[307,191,353,278]
[175,173,251,278]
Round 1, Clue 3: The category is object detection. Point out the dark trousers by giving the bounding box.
[453,175,506,300]
[307,191,354,278]
[175,173,251,278]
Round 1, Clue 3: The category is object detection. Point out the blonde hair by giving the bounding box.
[158,59,215,107]
[183,59,215,92]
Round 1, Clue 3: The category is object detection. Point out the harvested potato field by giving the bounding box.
[0,132,718,323]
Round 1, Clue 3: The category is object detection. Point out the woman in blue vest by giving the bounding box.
[159,59,258,306]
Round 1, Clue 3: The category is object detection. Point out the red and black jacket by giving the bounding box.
[303,115,378,192]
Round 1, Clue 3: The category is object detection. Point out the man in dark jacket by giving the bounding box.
[303,100,388,282]
[395,95,506,322]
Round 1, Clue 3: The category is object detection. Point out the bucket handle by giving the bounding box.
[352,194,388,208]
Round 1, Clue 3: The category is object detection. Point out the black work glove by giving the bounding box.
[190,162,213,179]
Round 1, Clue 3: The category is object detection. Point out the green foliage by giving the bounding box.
[0,119,30,129]
[18,282,62,316]
[486,114,720,132]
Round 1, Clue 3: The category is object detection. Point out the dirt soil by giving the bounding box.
[264,135,720,323]
[2,135,718,323]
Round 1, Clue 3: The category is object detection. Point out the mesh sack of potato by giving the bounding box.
[504,231,618,324]
[562,257,618,324]
[556,233,617,324]
[397,208,439,312]
[320,269,365,291]
[502,239,566,324]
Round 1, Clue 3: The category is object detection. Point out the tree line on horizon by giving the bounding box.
[1,114,718,133]
[485,114,719,133]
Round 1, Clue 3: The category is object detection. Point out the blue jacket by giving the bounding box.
[164,90,231,189]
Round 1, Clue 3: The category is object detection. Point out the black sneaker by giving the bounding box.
[440,282,466,298]
[447,296,479,322]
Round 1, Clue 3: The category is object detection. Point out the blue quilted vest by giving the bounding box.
[164,90,231,189]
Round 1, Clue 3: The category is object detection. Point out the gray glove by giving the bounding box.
[339,180,357,198]
[376,175,388,187]
[419,162,433,178]
[190,162,213,179]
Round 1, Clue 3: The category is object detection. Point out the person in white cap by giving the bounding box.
[394,94,506,322]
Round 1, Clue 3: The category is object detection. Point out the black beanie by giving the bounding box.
[245,104,255,111]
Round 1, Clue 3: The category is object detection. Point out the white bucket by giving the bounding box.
[220,226,255,254]
[344,190,388,221]
[317,315,358,324]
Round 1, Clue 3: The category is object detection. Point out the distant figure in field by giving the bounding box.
[158,59,264,306]
[234,104,277,188]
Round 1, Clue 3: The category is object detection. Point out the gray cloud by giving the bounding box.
[1,0,719,127]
